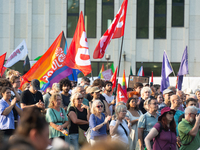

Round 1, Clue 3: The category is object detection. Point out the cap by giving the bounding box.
[158,107,176,121]
[163,89,173,95]
[90,86,101,93]
[31,79,40,91]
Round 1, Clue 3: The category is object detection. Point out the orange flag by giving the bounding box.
[110,66,118,90]
[0,53,6,77]
[117,84,128,103]
[64,11,92,76]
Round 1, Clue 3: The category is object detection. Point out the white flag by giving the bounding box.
[4,40,28,67]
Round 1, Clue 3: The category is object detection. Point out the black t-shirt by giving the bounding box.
[68,107,89,134]
[20,90,43,105]
[85,93,105,102]
[61,94,71,107]
[139,98,147,114]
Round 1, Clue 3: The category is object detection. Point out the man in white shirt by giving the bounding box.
[102,81,115,115]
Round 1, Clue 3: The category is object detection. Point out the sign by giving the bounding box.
[128,75,149,88]
[102,69,113,81]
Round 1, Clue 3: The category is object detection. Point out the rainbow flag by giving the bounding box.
[98,64,105,79]
[121,69,127,96]
[110,63,115,73]
[137,66,144,76]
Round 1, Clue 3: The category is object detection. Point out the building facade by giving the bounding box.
[0,0,198,77]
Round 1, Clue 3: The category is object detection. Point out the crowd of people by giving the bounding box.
[0,69,200,150]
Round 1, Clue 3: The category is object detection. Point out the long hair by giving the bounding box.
[160,114,176,133]
[48,93,63,108]
[126,97,139,110]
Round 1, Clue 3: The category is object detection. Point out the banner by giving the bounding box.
[4,40,28,67]
[102,69,113,81]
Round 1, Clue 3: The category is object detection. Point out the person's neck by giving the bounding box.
[62,91,69,96]
[53,106,60,111]
[29,89,36,94]
[164,100,170,107]
[170,105,178,110]
[149,110,157,116]
[96,112,101,118]
[118,118,123,122]
[129,107,136,111]
[105,90,112,96]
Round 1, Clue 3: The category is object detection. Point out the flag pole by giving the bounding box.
[164,50,176,77]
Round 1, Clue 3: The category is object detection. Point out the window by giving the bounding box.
[67,0,79,38]
[172,0,184,27]
[85,0,97,38]
[136,0,149,38]
[154,0,166,39]
[136,62,180,76]
[102,0,114,35]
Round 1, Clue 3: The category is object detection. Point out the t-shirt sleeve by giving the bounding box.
[68,107,76,115]
[178,121,191,135]
[89,114,97,128]
[153,122,161,132]
[0,101,6,115]
[46,108,55,123]
[138,114,146,128]
[20,91,28,104]
[110,120,116,127]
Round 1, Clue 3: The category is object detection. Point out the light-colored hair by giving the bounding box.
[185,106,198,117]
[52,83,60,92]
[70,92,83,107]
[115,105,127,119]
[48,93,63,108]
[116,101,126,107]
[91,100,104,115]
[141,87,152,99]
[71,85,83,95]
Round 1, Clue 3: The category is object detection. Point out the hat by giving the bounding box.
[163,89,173,95]
[90,86,101,93]
[31,79,40,91]
[158,107,176,121]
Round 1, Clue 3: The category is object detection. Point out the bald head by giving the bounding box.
[176,90,185,103]
[170,95,181,108]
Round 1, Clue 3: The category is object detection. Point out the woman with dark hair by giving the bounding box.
[0,87,22,140]
[144,107,177,150]
[15,107,49,150]
[126,96,142,150]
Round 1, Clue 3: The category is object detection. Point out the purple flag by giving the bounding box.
[177,46,189,90]
[160,51,173,93]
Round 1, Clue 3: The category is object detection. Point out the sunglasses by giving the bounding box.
[96,105,103,108]
[77,97,83,100]
[167,111,174,115]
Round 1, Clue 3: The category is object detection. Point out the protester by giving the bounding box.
[145,107,177,150]
[157,94,163,104]
[68,92,90,150]
[168,86,176,94]
[194,89,200,107]
[128,82,143,98]
[178,106,200,150]
[21,82,30,92]
[46,93,68,140]
[89,100,111,145]
[59,78,72,111]
[9,76,21,101]
[138,98,159,150]
[110,105,131,147]
[20,79,44,109]
[15,107,49,150]
[177,91,185,111]
[102,81,115,115]
[139,87,152,114]
[0,87,22,140]
[80,76,90,87]
[126,96,142,150]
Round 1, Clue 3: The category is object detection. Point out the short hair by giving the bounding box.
[59,78,72,90]
[185,106,198,116]
[186,98,197,105]
[91,100,104,115]
[168,86,176,91]
[22,83,30,91]
[92,79,105,87]
[141,87,152,98]
[81,76,90,83]
[70,92,82,107]
[134,82,143,89]
[115,105,127,119]
[127,88,133,92]
[116,101,126,107]
[48,93,63,108]
[71,85,83,95]
[0,78,12,88]
[9,75,20,84]
[52,83,60,92]
[1,87,11,96]
[104,81,112,87]
[147,97,156,105]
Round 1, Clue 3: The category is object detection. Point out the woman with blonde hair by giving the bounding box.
[89,100,111,144]
[68,92,90,150]
[139,87,152,114]
[45,93,68,140]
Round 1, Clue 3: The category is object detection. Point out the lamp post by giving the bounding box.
[105,54,110,70]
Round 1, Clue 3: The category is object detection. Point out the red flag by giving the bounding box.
[150,71,153,86]
[64,11,92,76]
[110,66,118,90]
[0,53,6,77]
[93,0,128,59]
[117,84,128,103]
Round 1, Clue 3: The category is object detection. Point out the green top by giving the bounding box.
[178,118,200,150]
[46,108,68,139]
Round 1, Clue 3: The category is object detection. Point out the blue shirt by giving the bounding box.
[174,109,184,135]
[89,113,107,139]
[0,98,20,130]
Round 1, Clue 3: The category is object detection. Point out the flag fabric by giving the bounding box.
[137,66,144,76]
[4,40,28,68]
[0,53,7,77]
[177,46,189,90]
[110,63,115,73]
[64,11,92,76]
[160,51,173,93]
[98,64,105,79]
[23,55,31,74]
[150,71,153,86]
[130,66,133,75]
[68,69,81,82]
[117,84,128,103]
[93,0,128,59]
[21,31,67,87]
[110,66,118,90]
[121,70,127,96]
[41,66,73,91]
[34,55,42,61]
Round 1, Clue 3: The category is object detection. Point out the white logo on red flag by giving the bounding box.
[117,84,128,103]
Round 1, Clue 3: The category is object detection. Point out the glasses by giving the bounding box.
[121,110,127,113]
[96,105,103,108]
[190,113,197,116]
[167,111,174,115]
[77,97,83,100]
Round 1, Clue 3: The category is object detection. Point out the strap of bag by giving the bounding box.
[182,136,195,146]
[52,108,64,124]
[119,123,128,137]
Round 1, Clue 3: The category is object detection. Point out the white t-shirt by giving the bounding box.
[102,93,114,115]
[109,120,129,144]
